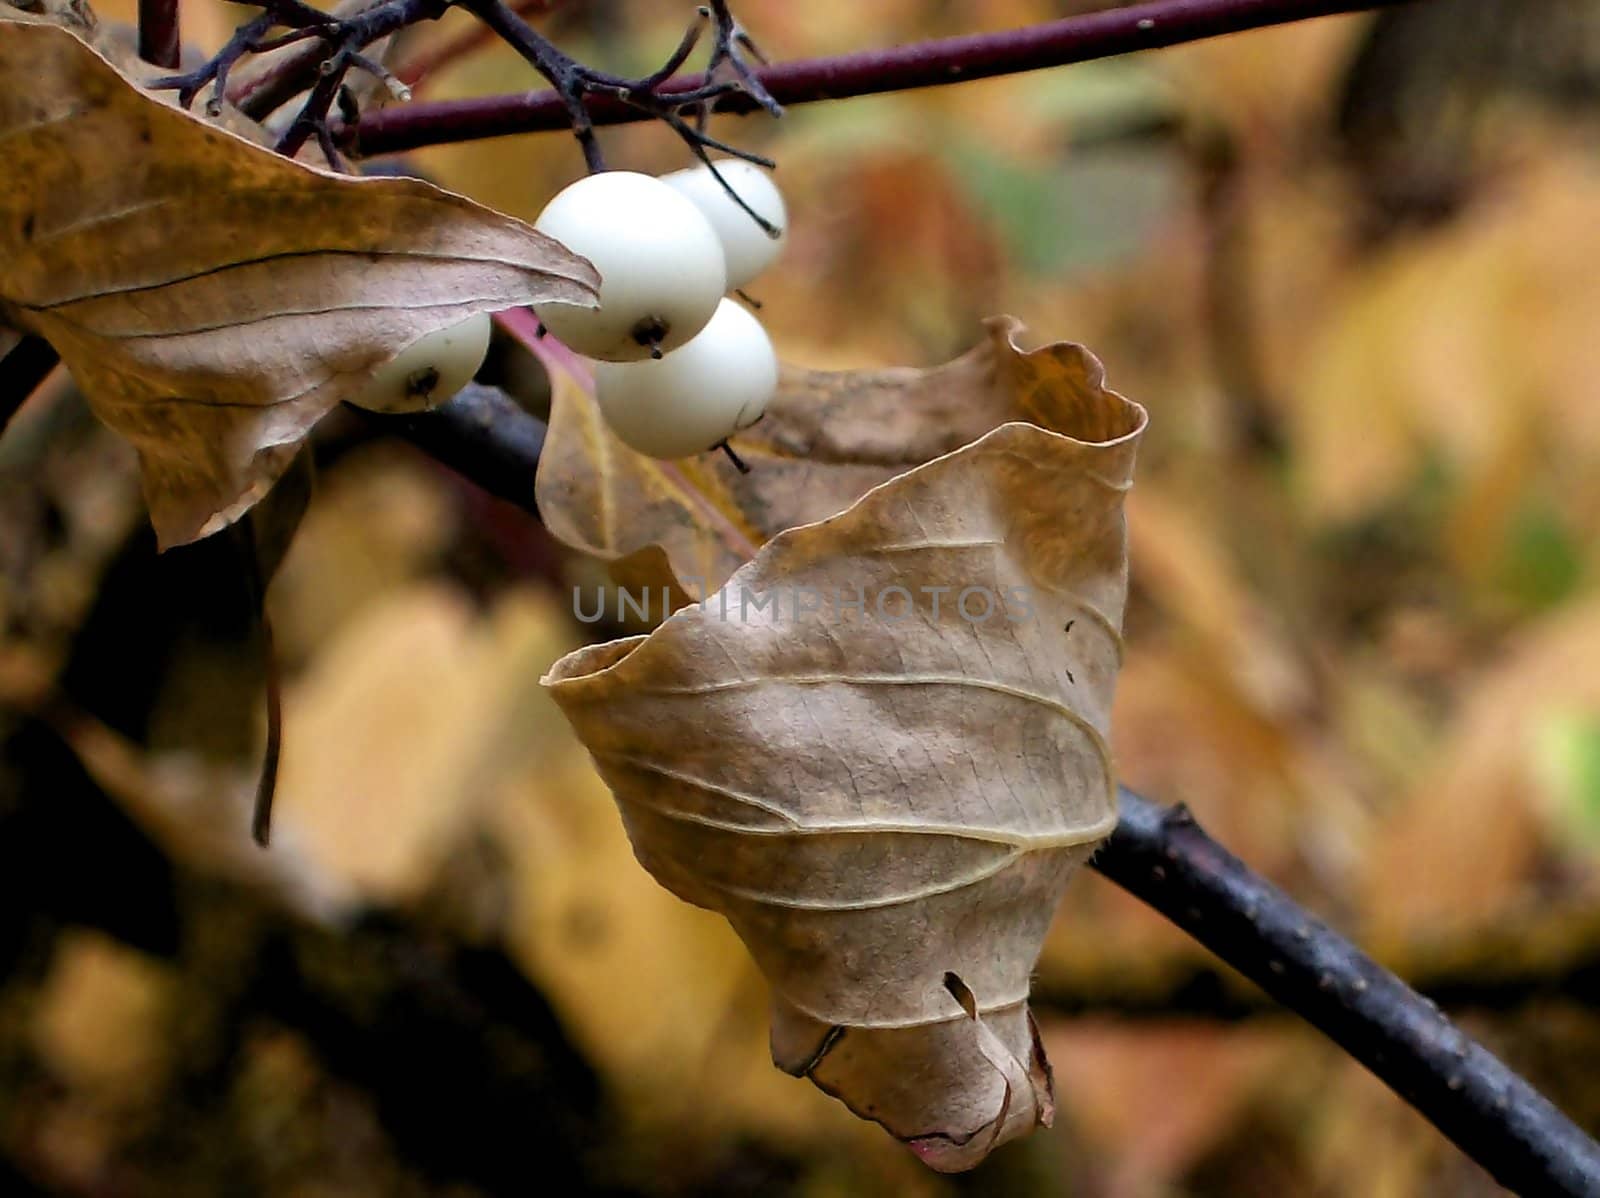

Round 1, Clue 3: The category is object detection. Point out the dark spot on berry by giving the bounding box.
[631,315,669,351]
[404,366,440,398]
[21,213,34,240]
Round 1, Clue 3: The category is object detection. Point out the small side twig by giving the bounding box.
[448,0,784,175]
[152,0,443,141]
[395,0,558,90]
[701,0,780,119]
[231,0,443,122]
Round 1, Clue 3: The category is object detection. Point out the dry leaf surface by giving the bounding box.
[533,314,1116,597]
[544,330,1145,1168]
[0,10,597,546]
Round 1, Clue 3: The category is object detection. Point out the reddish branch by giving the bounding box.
[349,0,1424,156]
[138,0,181,69]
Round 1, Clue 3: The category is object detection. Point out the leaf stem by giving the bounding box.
[349,0,1424,155]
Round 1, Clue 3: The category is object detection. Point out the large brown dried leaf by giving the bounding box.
[0,12,597,547]
[544,360,1146,1168]
[532,314,1108,598]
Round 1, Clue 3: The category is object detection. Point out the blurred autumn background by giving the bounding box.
[5,0,1600,1194]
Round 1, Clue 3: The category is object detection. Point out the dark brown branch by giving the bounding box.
[349,0,1426,156]
[352,381,545,513]
[138,0,181,69]
[230,0,449,123]
[1097,789,1600,1198]
[0,334,61,437]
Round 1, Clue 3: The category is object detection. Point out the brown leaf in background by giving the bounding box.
[0,13,597,547]
[533,314,1123,599]
[544,362,1146,1169]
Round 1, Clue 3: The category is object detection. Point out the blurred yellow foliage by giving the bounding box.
[10,1,1600,1194]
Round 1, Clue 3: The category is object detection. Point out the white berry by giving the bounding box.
[661,159,787,291]
[595,298,778,459]
[532,171,726,362]
[348,311,491,413]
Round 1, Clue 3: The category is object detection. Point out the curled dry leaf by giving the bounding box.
[543,337,1146,1169]
[0,11,597,547]
[532,313,1116,599]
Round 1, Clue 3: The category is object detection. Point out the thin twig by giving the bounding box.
[231,0,444,121]
[1,335,61,438]
[350,0,1424,155]
[1097,789,1600,1198]
[449,0,782,175]
[250,609,282,846]
[138,0,182,69]
[701,0,780,118]
[395,0,558,90]
[345,378,1600,1194]
[225,517,286,847]
[152,0,444,135]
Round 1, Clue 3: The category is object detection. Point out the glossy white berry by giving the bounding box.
[348,311,491,413]
[532,171,726,362]
[595,297,778,459]
[661,159,787,290]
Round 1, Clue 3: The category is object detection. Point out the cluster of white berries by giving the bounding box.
[350,161,786,464]
[533,163,787,461]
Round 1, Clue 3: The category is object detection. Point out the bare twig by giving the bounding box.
[700,0,780,119]
[152,0,444,136]
[0,335,61,438]
[350,0,1425,155]
[230,0,442,122]
[395,0,558,89]
[233,519,283,848]
[449,0,782,174]
[346,377,1600,1195]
